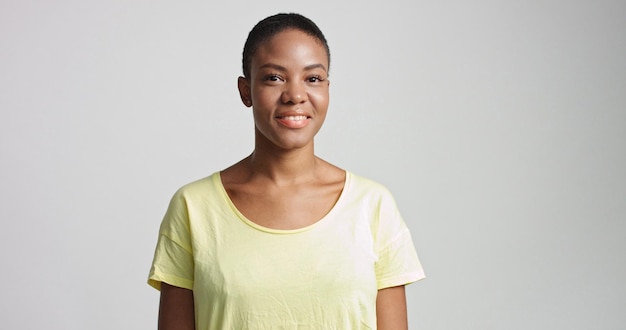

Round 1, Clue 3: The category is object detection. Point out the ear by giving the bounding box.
[237,76,252,107]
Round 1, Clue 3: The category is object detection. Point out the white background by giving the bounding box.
[1,0,625,329]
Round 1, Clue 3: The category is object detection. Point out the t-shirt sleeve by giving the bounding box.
[374,190,425,290]
[148,189,194,291]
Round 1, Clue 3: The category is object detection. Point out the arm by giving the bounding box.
[376,285,408,330]
[158,283,195,330]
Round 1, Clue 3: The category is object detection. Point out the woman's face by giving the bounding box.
[239,28,330,151]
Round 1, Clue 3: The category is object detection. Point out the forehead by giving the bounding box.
[251,29,329,69]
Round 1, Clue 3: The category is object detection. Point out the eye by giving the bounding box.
[307,75,325,83]
[263,74,283,82]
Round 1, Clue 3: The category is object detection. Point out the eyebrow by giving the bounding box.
[259,63,327,72]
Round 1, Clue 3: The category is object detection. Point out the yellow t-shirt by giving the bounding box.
[148,171,424,329]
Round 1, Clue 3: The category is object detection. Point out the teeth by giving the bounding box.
[281,115,307,121]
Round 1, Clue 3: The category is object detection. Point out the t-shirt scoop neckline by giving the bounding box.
[214,171,351,235]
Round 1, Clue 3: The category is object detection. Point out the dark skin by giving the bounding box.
[158,283,194,330]
[158,29,409,329]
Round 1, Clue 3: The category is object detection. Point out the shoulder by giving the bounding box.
[162,173,226,217]
[346,172,396,202]
[159,172,223,232]
[336,172,403,231]
[346,174,413,251]
[171,172,220,201]
[343,172,405,227]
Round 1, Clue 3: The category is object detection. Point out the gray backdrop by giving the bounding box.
[1,0,624,329]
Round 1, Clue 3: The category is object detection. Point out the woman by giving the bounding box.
[148,13,425,329]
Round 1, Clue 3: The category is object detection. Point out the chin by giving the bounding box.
[255,127,318,151]
[269,135,316,150]
[277,140,313,151]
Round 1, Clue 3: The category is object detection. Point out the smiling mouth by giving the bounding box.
[277,115,309,121]
[276,115,311,128]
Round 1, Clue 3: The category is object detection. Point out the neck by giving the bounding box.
[247,140,319,185]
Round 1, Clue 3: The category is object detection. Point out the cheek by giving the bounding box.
[310,89,330,110]
[252,86,277,105]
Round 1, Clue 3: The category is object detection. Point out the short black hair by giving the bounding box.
[242,13,330,78]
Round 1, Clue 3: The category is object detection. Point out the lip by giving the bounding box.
[275,111,311,129]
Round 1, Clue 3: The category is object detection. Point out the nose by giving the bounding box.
[281,81,307,104]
